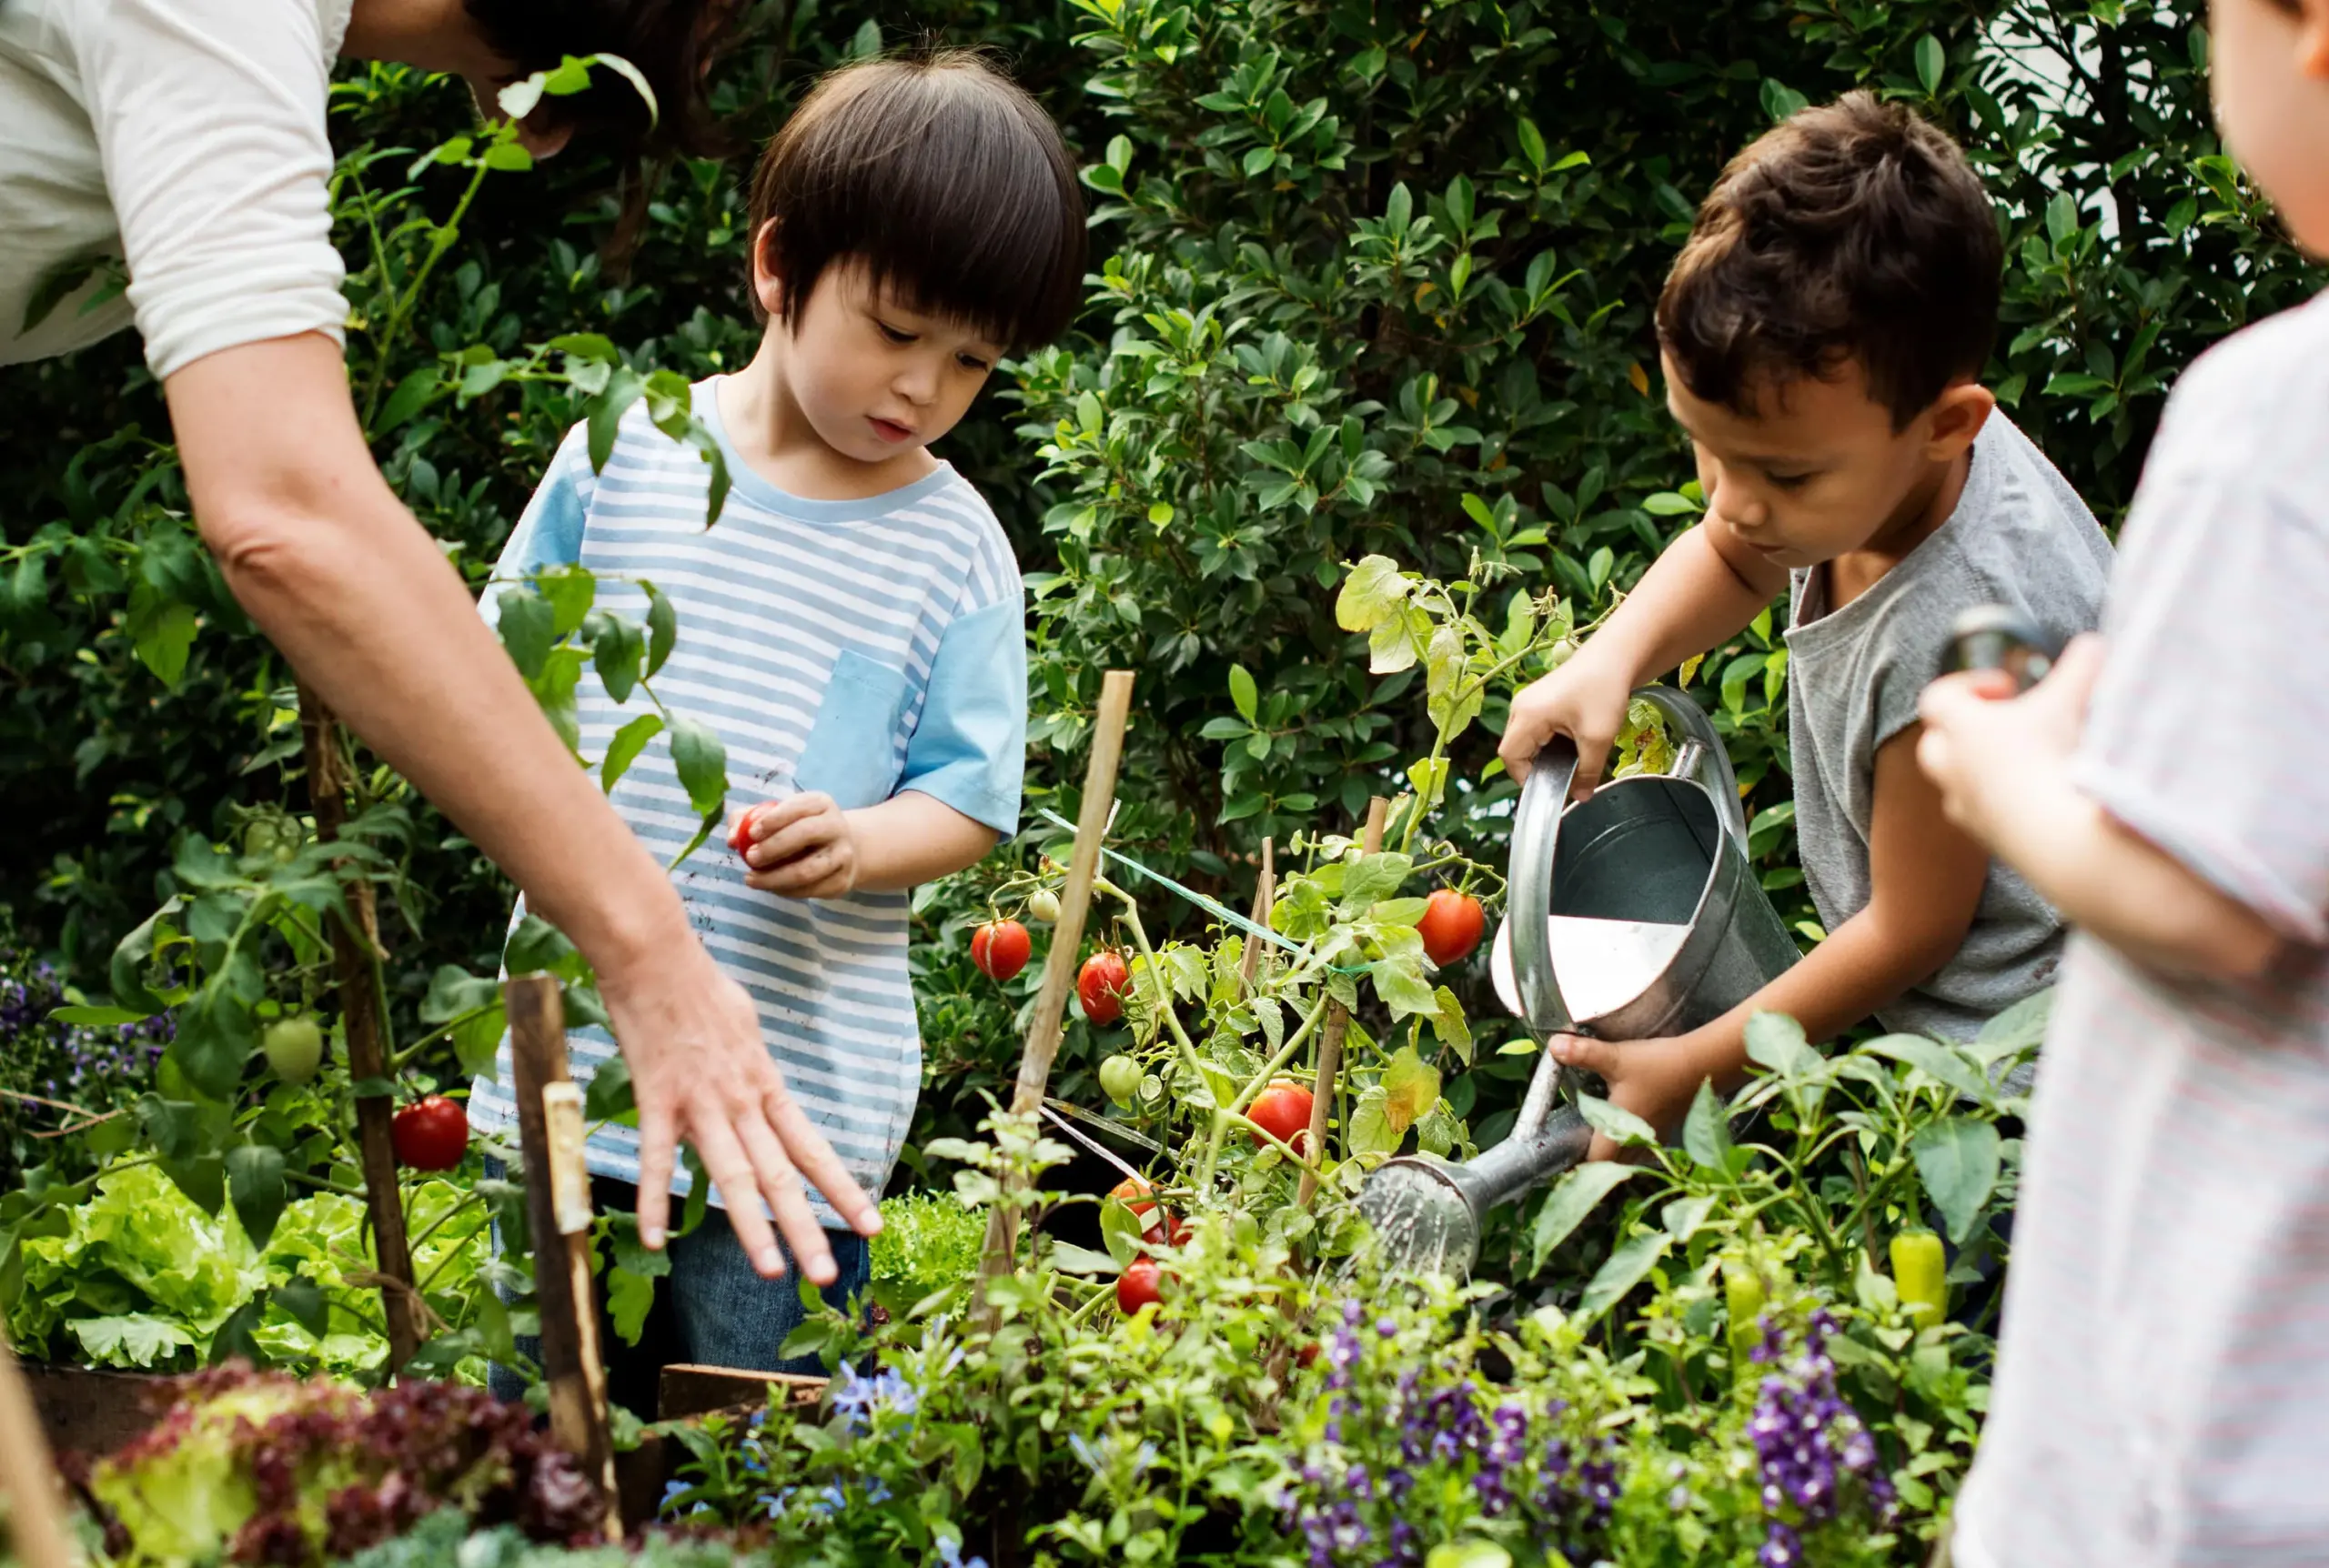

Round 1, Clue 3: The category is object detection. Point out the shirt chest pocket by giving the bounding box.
[794,650,910,810]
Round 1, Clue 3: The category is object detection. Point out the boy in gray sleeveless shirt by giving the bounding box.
[1499,93,2109,1152]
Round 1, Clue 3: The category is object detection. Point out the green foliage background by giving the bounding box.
[0,0,2314,1155]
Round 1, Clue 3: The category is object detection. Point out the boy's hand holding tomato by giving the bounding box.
[731,792,861,899]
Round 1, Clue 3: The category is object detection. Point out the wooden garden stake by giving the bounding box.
[974,670,1135,1312]
[506,974,620,1537]
[1235,838,1275,995]
[1296,797,1389,1208]
[0,1329,74,1568]
[297,685,421,1372]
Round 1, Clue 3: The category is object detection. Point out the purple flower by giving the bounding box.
[1747,1314,1895,1543]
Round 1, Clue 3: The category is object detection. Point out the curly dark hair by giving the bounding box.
[1657,91,2002,428]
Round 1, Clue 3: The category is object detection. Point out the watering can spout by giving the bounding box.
[1356,1045,1590,1277]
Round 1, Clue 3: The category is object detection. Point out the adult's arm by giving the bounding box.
[166,334,880,1274]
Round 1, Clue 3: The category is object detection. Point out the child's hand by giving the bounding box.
[1548,1030,1720,1161]
[732,792,860,899]
[1917,634,2106,852]
[1498,650,1636,795]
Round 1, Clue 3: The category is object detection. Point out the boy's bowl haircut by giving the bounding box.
[746,50,1087,352]
[1656,90,2003,430]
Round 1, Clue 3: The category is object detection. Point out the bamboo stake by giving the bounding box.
[975,671,1136,1313]
[1296,798,1389,1208]
[0,1328,74,1568]
[1235,838,1275,995]
[297,685,421,1372]
[506,974,620,1537]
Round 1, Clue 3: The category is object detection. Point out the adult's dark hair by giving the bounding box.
[744,51,1086,350]
[464,0,734,161]
[1657,91,2002,429]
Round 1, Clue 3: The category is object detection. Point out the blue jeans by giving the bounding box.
[483,1160,870,1413]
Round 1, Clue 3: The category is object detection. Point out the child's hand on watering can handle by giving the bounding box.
[1500,648,1636,799]
[1551,1030,1720,1163]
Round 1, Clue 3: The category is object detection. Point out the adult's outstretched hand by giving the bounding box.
[164,332,879,1277]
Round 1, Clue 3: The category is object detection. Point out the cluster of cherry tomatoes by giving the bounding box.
[968,915,1134,1027]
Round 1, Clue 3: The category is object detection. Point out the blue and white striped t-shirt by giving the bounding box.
[468,377,1027,1225]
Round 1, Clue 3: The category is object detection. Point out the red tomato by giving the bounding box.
[1417,889,1486,966]
[1146,1213,1192,1249]
[1247,1081,1315,1154]
[391,1096,469,1171]
[1109,1175,1187,1247]
[971,920,1032,982]
[728,806,759,854]
[1117,1256,1164,1315]
[1078,950,1131,1027]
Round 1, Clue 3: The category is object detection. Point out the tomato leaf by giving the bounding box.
[225,1144,286,1248]
[1380,1046,1440,1134]
[641,581,678,677]
[600,712,663,795]
[495,588,556,679]
[667,716,729,819]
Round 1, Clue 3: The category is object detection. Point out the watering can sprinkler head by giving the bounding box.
[1358,736,1595,1276]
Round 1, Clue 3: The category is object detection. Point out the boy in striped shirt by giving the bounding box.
[474,52,1083,1392]
[1919,0,2329,1559]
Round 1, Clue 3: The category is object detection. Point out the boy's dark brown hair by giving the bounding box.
[745,51,1085,351]
[1657,91,2002,429]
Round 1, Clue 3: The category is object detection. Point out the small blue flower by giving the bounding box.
[933,1535,989,1568]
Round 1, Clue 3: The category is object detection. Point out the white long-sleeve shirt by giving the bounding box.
[0,0,352,377]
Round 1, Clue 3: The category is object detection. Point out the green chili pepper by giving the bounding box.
[1721,1250,1766,1367]
[1891,1228,1947,1330]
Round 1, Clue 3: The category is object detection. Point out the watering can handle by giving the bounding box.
[1507,685,1749,1051]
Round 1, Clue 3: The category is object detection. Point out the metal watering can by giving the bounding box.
[1356,687,1801,1274]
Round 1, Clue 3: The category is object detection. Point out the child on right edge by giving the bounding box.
[1497,93,2112,1157]
[1919,0,2329,1559]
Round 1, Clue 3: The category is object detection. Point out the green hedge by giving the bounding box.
[0,0,2314,1149]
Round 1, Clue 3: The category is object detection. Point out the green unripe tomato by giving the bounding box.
[1026,889,1061,924]
[1098,1054,1143,1107]
[262,1015,324,1085]
[241,819,281,860]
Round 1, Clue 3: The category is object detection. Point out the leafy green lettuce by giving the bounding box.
[6,1166,488,1377]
